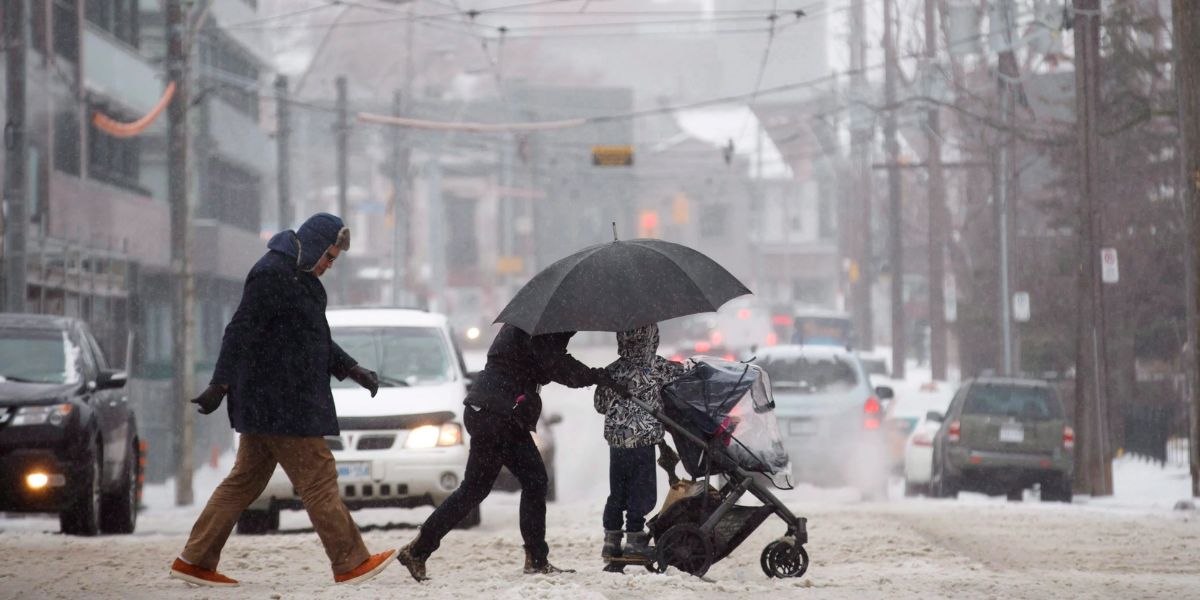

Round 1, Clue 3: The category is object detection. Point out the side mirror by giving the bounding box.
[926,410,944,423]
[875,386,894,400]
[544,413,563,427]
[97,369,127,390]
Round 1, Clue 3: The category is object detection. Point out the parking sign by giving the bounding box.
[1100,248,1119,284]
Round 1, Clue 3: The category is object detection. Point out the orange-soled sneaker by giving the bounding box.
[334,549,397,585]
[169,558,239,587]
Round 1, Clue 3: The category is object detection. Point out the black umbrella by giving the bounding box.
[494,238,751,334]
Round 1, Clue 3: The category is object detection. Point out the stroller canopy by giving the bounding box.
[662,358,791,481]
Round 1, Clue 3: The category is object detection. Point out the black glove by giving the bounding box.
[348,365,379,397]
[594,369,632,399]
[190,384,226,415]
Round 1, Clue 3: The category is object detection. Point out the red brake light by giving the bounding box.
[722,353,735,361]
[863,396,881,429]
[912,433,933,447]
[947,420,961,443]
[1063,425,1075,449]
[669,354,684,363]
[695,341,711,353]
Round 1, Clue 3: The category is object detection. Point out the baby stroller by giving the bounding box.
[611,357,809,579]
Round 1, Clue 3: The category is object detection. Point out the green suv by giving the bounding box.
[929,378,1073,502]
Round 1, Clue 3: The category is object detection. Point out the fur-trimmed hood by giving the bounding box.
[267,212,350,272]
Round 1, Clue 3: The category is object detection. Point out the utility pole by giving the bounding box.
[335,75,348,303]
[884,0,905,378]
[850,0,873,351]
[996,0,1017,376]
[1173,0,1200,497]
[275,75,292,230]
[1072,0,1112,496]
[167,0,196,506]
[3,0,29,313]
[390,89,410,306]
[925,0,946,380]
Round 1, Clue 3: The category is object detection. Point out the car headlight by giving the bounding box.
[12,404,73,426]
[405,423,463,449]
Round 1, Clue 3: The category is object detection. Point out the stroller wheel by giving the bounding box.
[654,524,713,578]
[760,540,809,578]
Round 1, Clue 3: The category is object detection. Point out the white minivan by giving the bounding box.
[237,308,475,533]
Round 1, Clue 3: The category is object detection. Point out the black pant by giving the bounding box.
[602,445,657,532]
[414,407,550,560]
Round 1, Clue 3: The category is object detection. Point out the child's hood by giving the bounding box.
[616,324,660,365]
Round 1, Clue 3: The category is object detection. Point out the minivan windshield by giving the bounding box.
[331,326,454,387]
[964,385,1063,419]
[0,328,80,385]
[756,353,859,395]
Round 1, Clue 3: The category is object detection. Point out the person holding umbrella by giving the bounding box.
[396,324,629,580]
[168,213,396,587]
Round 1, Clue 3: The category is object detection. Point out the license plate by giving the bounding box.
[336,461,370,478]
[790,419,818,436]
[999,424,1024,443]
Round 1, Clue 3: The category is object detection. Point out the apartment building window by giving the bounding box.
[53,0,78,62]
[87,108,141,191]
[54,109,81,175]
[199,35,261,119]
[86,0,140,48]
[202,158,261,232]
[699,204,728,238]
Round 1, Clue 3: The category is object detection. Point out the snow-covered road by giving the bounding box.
[1,347,1198,599]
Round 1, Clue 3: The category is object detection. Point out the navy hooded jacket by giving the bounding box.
[210,213,357,437]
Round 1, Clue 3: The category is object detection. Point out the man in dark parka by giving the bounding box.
[396,324,628,580]
[168,213,397,587]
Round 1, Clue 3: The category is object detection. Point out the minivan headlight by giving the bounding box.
[405,423,463,449]
[12,404,73,426]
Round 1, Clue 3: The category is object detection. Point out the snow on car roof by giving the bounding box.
[326,308,448,328]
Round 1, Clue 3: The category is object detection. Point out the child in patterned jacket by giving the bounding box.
[593,323,684,564]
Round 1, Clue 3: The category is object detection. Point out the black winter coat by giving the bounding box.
[465,325,600,429]
[210,250,356,437]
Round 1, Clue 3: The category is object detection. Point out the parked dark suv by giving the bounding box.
[929,377,1073,502]
[0,314,141,534]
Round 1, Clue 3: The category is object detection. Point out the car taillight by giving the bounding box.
[863,396,881,430]
[695,341,711,353]
[1063,425,1075,449]
[722,353,735,361]
[912,433,933,447]
[947,420,961,443]
[669,354,684,363]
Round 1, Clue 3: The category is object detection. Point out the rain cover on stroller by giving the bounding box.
[661,357,792,487]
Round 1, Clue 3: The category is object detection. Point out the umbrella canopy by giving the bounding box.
[494,239,751,334]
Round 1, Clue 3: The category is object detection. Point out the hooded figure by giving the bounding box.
[172,213,397,588]
[594,324,684,449]
[593,323,684,564]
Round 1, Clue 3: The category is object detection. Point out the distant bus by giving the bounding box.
[790,308,854,348]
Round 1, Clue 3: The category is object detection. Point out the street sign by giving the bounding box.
[1013,291,1030,322]
[1100,247,1119,284]
[592,145,633,166]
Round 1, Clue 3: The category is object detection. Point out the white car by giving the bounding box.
[903,415,944,496]
[237,308,475,534]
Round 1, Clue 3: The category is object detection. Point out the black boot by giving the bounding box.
[622,531,652,562]
[524,548,575,575]
[396,534,430,582]
[601,530,623,561]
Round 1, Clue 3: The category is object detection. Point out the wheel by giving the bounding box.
[904,482,927,497]
[100,436,140,534]
[1006,488,1024,502]
[455,505,482,529]
[760,540,810,578]
[1041,476,1073,503]
[653,524,713,578]
[236,506,280,535]
[933,464,959,499]
[61,442,102,536]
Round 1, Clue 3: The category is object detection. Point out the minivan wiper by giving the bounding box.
[377,374,410,387]
[0,374,42,384]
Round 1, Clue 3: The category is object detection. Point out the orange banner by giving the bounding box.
[91,81,176,138]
